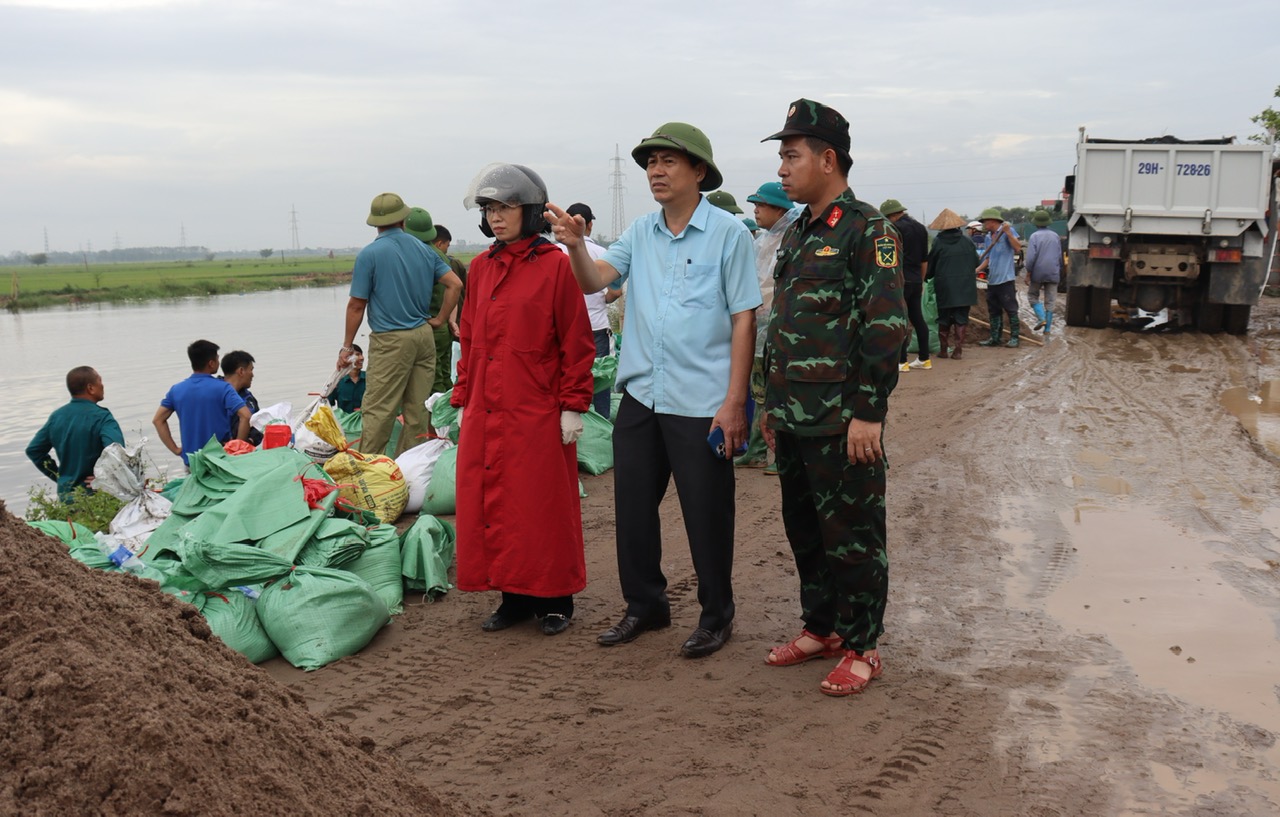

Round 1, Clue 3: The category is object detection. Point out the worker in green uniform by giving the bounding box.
[759,99,907,697]
[26,366,125,500]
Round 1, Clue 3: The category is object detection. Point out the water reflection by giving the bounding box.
[1,286,353,513]
[1220,380,1280,457]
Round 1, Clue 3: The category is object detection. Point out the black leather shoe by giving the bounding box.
[680,622,733,658]
[481,610,532,632]
[540,614,572,636]
[597,610,672,646]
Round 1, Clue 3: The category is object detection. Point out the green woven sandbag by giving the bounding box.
[400,515,455,598]
[332,407,364,441]
[429,389,461,444]
[195,588,278,664]
[295,518,370,569]
[68,539,116,571]
[591,355,618,394]
[576,409,614,475]
[159,477,186,503]
[344,524,404,615]
[420,446,458,516]
[178,537,293,590]
[256,566,389,671]
[27,520,96,547]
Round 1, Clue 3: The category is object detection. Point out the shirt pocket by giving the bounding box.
[780,260,850,383]
[680,263,720,310]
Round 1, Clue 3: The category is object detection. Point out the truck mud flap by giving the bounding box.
[1067,251,1114,289]
[1207,260,1266,306]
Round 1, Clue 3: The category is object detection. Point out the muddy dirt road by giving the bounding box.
[266,299,1280,816]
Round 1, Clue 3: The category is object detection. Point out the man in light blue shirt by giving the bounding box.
[975,207,1023,348]
[548,122,760,659]
[337,193,463,456]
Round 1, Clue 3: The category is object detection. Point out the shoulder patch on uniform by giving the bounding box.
[826,206,843,229]
[814,246,839,257]
[874,234,899,268]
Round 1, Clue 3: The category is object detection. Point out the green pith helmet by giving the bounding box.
[746,181,793,210]
[631,122,722,191]
[978,207,1005,222]
[742,218,759,232]
[1031,209,1052,227]
[707,190,743,214]
[367,192,411,227]
[404,207,437,243]
[879,198,906,216]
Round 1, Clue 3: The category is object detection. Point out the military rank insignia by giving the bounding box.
[826,206,843,228]
[874,235,899,268]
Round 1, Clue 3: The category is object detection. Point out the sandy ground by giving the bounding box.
[263,296,1280,817]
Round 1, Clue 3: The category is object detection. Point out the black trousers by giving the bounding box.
[899,281,931,362]
[612,391,736,630]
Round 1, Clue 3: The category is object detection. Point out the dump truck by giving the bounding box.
[1063,133,1278,333]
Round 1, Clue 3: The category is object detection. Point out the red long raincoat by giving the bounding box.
[451,236,595,596]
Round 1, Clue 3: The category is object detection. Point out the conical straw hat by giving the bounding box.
[929,208,967,231]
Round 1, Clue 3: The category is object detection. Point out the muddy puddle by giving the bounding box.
[1221,380,1280,457]
[1048,507,1280,743]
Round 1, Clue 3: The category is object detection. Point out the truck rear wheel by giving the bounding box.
[1224,305,1252,335]
[1087,287,1112,328]
[1195,298,1224,334]
[1065,286,1089,326]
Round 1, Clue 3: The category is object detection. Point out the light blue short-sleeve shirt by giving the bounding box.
[983,226,1019,286]
[602,195,761,417]
[351,228,451,333]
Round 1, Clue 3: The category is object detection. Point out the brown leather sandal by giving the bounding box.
[820,649,883,696]
[765,629,843,666]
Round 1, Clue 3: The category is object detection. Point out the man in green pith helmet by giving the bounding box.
[338,194,463,456]
[759,98,907,697]
[975,206,1022,347]
[405,207,466,395]
[1023,209,1061,335]
[547,121,760,660]
[880,198,931,371]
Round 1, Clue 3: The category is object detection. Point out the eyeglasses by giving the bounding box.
[480,203,522,217]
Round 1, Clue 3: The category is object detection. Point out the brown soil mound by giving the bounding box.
[0,501,461,817]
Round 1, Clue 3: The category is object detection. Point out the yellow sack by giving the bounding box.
[323,450,409,525]
[305,404,348,450]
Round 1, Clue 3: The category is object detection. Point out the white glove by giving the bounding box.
[560,411,584,445]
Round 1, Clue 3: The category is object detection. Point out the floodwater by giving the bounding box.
[0,286,355,513]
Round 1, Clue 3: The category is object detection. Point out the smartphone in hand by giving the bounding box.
[707,426,747,460]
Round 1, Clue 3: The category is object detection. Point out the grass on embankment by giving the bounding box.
[1,257,359,311]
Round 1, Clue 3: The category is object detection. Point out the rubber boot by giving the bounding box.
[1032,302,1046,331]
[951,325,965,359]
[1005,313,1020,348]
[978,315,1003,346]
[1043,312,1053,335]
[937,325,950,358]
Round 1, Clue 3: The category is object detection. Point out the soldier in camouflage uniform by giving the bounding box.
[759,99,907,697]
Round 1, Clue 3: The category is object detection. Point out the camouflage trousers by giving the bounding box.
[775,430,888,652]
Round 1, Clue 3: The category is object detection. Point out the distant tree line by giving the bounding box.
[0,246,361,266]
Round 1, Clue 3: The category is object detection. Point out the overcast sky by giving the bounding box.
[2,0,1277,255]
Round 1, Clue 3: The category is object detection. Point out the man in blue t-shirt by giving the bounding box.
[336,193,463,456]
[975,208,1023,348]
[153,339,250,464]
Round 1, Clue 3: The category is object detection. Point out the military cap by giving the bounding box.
[978,207,1005,222]
[762,98,852,161]
[404,207,437,243]
[879,199,906,216]
[707,190,744,214]
[367,192,411,227]
[746,181,794,210]
[1031,209,1052,227]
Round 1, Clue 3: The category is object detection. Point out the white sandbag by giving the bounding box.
[95,442,172,549]
[394,438,454,514]
[250,401,292,433]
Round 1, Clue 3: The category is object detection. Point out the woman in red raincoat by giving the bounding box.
[451,163,595,636]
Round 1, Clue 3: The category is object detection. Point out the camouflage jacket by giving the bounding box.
[764,188,907,436]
